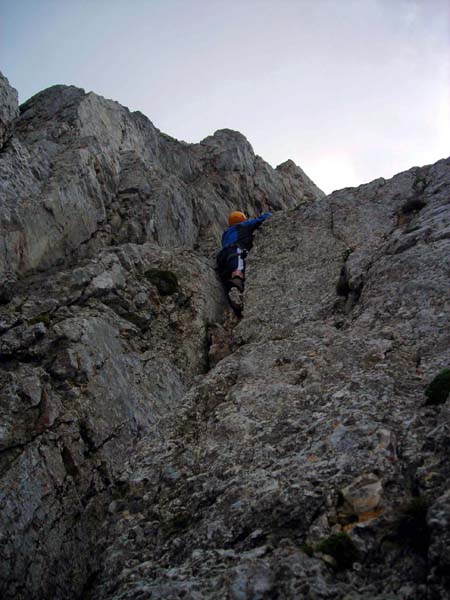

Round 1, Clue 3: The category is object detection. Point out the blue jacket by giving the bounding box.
[221,213,272,249]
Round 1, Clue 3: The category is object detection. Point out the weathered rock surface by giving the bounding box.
[0,71,323,599]
[0,81,324,284]
[0,243,228,598]
[88,158,450,599]
[0,72,18,147]
[1,69,450,600]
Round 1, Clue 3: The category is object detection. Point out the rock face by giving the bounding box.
[86,157,450,600]
[1,70,450,600]
[0,73,18,147]
[0,83,323,285]
[0,73,323,599]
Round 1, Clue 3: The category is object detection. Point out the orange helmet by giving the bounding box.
[228,211,246,226]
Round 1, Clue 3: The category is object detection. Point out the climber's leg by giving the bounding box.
[229,249,245,291]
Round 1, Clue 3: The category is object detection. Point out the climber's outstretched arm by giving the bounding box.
[239,212,272,231]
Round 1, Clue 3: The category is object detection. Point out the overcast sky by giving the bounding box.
[1,0,449,193]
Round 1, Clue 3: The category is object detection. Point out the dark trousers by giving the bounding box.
[217,246,246,289]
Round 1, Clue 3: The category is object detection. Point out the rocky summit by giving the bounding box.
[0,71,449,600]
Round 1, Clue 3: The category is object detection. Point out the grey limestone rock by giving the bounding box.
[88,157,450,600]
[1,68,449,600]
[0,240,229,599]
[0,72,323,285]
[428,489,450,599]
[0,69,324,598]
[0,72,18,147]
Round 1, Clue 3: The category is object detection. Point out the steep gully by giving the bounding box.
[1,72,450,599]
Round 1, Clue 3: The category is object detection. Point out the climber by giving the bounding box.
[217,210,272,293]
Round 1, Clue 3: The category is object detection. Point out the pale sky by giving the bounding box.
[1,0,449,193]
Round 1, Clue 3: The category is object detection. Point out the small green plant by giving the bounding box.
[425,368,450,405]
[316,532,359,570]
[28,313,53,327]
[144,269,179,295]
[342,247,353,261]
[413,175,427,193]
